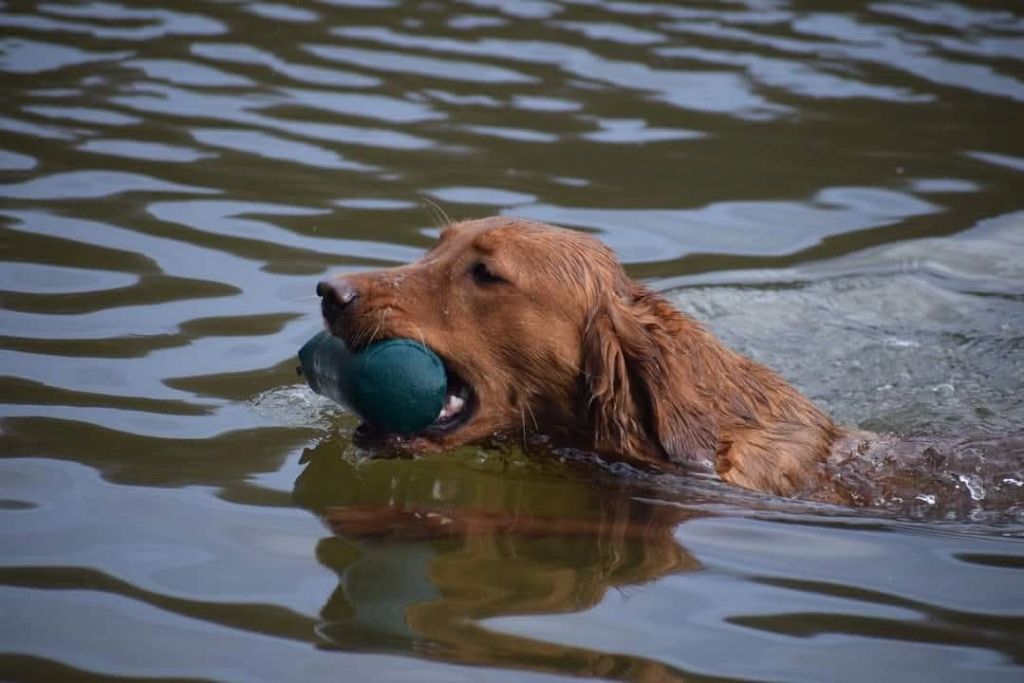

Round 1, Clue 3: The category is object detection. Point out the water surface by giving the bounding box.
[2,1,1023,681]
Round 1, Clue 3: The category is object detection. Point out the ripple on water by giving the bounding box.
[250,384,346,429]
[189,42,382,88]
[333,25,786,118]
[0,3,226,40]
[582,117,705,143]
[0,149,37,170]
[0,114,87,140]
[426,186,537,206]
[126,58,256,88]
[303,44,539,85]
[0,37,129,73]
[111,82,436,150]
[189,128,376,172]
[243,2,320,23]
[0,263,138,294]
[508,186,939,263]
[21,105,141,127]
[77,138,214,163]
[0,170,217,200]
[2,2,1024,681]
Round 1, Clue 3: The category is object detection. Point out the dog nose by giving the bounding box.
[317,278,358,308]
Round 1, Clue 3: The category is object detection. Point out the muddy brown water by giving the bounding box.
[2,1,1023,681]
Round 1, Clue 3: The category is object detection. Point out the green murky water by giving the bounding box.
[2,1,1023,681]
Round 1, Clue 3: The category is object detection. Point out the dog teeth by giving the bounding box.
[437,393,466,421]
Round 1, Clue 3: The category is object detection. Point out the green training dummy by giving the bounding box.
[298,331,447,434]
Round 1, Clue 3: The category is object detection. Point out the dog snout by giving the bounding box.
[317,278,358,319]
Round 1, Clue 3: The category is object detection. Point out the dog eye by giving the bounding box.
[470,262,506,286]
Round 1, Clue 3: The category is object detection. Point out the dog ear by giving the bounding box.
[580,284,718,472]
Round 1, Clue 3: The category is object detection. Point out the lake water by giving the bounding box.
[2,1,1023,681]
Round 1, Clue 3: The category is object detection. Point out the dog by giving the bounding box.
[317,216,1022,508]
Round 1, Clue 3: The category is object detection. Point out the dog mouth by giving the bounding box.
[353,359,478,446]
[428,363,476,434]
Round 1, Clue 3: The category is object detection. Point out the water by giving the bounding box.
[2,1,1023,681]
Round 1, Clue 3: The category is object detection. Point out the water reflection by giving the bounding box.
[0,37,129,74]
[295,438,703,681]
[3,0,1023,680]
[189,42,382,88]
[507,185,941,263]
[0,3,225,40]
[294,437,1024,681]
[77,137,214,163]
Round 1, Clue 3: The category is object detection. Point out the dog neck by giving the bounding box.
[587,285,837,496]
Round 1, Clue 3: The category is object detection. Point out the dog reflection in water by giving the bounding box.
[295,438,702,682]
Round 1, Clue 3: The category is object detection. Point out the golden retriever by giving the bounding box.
[317,216,847,498]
